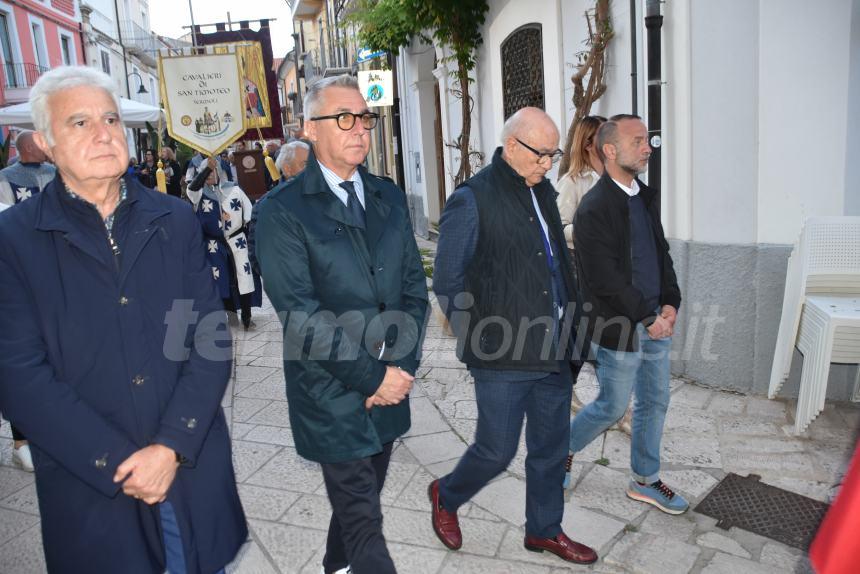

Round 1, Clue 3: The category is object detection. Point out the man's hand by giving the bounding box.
[646,314,673,340]
[113,444,179,505]
[366,366,414,408]
[206,156,218,170]
[661,305,678,327]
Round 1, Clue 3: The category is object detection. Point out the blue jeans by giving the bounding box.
[161,501,225,574]
[569,324,671,483]
[440,367,572,538]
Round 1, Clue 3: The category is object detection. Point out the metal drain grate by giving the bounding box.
[693,473,829,550]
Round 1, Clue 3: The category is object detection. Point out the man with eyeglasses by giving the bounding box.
[430,107,597,565]
[255,75,428,574]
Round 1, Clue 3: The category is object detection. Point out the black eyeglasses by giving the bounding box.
[515,138,563,165]
[310,112,380,131]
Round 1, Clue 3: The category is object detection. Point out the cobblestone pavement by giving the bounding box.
[0,237,856,573]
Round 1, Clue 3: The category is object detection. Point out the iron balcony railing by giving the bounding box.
[3,62,50,89]
[119,20,160,65]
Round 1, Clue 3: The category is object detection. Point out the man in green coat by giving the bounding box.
[256,75,428,574]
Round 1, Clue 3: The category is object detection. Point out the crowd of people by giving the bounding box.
[1,64,827,574]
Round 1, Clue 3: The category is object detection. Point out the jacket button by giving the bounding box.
[537,251,544,257]
[132,375,145,386]
[378,303,386,311]
[186,418,197,429]
[543,290,549,295]
[529,217,535,222]
[119,296,129,305]
[94,456,108,469]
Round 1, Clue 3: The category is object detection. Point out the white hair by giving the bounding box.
[29,66,122,145]
[276,141,310,174]
[303,74,360,120]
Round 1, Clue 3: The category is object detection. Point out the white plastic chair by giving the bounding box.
[768,217,860,433]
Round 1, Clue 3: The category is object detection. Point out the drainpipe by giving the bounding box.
[645,0,663,208]
[630,0,638,115]
[388,53,405,190]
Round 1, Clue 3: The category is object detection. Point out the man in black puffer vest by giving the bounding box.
[429,107,597,566]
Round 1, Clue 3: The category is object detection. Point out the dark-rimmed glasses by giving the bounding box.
[310,112,380,131]
[515,138,563,165]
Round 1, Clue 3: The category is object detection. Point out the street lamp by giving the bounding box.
[127,72,148,95]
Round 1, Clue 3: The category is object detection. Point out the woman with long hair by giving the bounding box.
[556,115,606,250]
[557,115,609,490]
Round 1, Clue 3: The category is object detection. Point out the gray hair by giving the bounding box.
[276,141,310,174]
[303,75,361,120]
[29,66,122,145]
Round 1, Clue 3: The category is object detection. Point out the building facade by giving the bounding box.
[80,0,160,156]
[290,0,400,183]
[395,0,860,398]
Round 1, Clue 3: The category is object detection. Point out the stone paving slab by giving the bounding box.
[238,484,301,522]
[603,532,702,574]
[0,524,45,574]
[699,552,782,574]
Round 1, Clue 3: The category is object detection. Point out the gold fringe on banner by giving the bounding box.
[155,96,167,193]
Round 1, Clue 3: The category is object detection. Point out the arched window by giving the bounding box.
[500,24,545,120]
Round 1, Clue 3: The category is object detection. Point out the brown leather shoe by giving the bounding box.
[524,532,597,564]
[428,479,462,550]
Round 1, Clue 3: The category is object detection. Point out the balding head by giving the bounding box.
[15,131,48,163]
[500,107,560,187]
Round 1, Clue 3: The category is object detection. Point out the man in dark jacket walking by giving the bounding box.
[570,114,688,515]
[256,75,428,574]
[429,107,597,565]
[0,66,246,574]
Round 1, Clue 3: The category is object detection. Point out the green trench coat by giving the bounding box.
[256,152,429,463]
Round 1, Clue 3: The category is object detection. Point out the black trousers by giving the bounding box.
[321,442,395,574]
[222,294,252,326]
[11,424,24,442]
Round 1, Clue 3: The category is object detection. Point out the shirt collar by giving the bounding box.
[317,160,365,207]
[64,178,128,227]
[611,177,639,197]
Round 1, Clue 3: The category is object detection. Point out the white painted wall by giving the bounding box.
[662,0,692,240]
[843,0,860,217]
[396,40,442,224]
[688,0,760,244]
[757,0,853,244]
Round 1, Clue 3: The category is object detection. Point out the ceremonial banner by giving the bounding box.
[158,50,245,155]
[213,42,272,129]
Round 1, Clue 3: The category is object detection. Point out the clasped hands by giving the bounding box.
[364,365,414,410]
[646,305,677,340]
[113,444,179,505]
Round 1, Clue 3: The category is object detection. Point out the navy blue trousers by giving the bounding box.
[439,367,572,538]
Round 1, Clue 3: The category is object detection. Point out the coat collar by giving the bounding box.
[35,174,171,233]
[598,170,658,207]
[301,147,392,251]
[34,174,172,281]
[486,147,558,200]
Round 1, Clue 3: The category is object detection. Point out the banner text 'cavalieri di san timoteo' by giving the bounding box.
[159,52,246,155]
